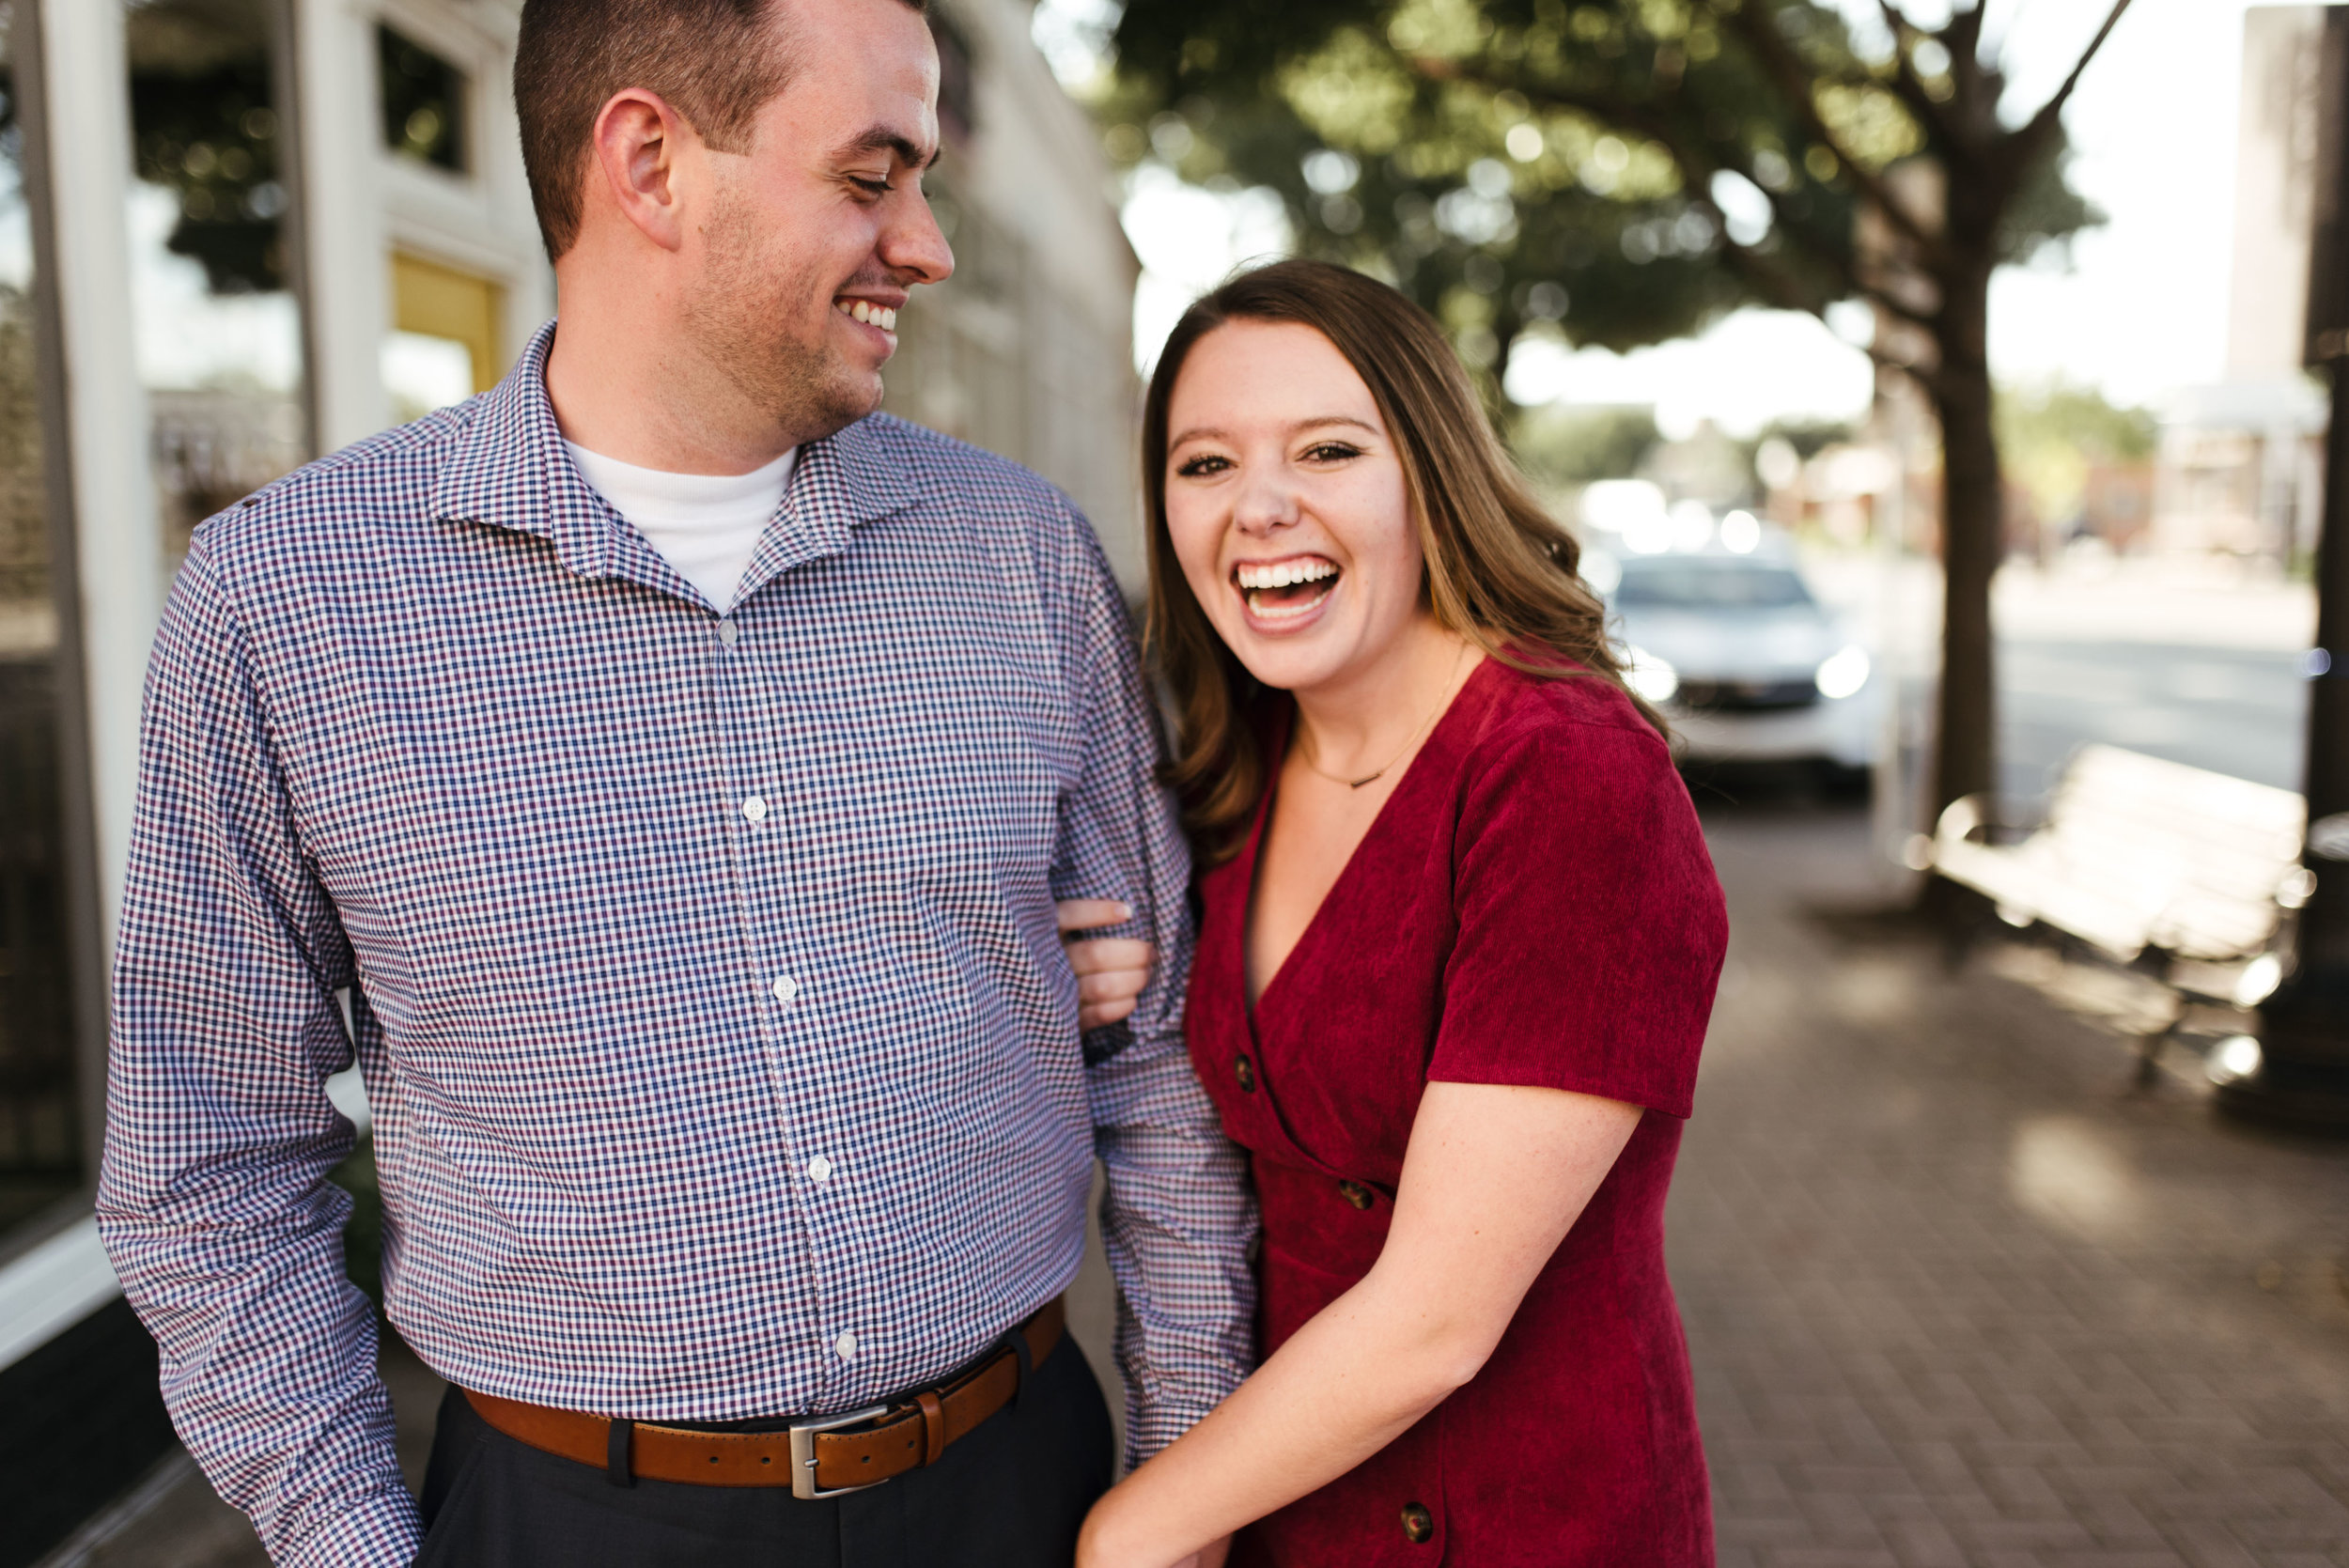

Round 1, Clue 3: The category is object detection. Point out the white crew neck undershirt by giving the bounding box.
[565,441,798,613]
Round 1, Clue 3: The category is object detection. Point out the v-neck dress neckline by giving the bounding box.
[1241,657,1498,1019]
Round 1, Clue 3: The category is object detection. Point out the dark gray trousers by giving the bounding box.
[415,1343,1115,1566]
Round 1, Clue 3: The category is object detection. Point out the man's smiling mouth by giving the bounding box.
[1233,556,1339,621]
[835,298,899,332]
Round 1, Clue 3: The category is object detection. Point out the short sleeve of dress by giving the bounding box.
[1428,703,1726,1117]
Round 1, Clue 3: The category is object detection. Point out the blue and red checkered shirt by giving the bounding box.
[98,325,1255,1568]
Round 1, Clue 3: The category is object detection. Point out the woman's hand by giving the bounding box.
[1059,899,1154,1030]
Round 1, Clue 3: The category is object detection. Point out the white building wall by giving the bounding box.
[2228,7,2325,380]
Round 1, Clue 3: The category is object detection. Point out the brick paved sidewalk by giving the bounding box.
[1677,800,2349,1568]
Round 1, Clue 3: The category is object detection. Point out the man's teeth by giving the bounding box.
[1234,559,1338,590]
[841,301,899,331]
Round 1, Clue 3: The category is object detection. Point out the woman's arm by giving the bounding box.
[1075,1079,1644,1568]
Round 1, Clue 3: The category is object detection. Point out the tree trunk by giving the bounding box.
[1928,254,2002,831]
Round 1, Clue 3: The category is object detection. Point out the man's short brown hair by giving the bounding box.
[513,0,801,261]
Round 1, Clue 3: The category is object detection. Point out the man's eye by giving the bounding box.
[1175,455,1230,477]
[849,177,893,197]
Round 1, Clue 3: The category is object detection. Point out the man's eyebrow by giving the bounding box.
[839,125,941,171]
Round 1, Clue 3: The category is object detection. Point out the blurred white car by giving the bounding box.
[1587,540,1876,772]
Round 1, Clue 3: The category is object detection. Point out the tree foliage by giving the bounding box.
[1106,0,2103,388]
[1512,403,1661,488]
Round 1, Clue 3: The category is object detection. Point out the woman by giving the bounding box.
[1076,260,1728,1568]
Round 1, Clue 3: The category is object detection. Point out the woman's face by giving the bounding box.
[1162,320,1426,697]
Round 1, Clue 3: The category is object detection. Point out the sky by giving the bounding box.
[1037,0,2272,437]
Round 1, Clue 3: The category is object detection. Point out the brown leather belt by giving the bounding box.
[462,1296,1064,1499]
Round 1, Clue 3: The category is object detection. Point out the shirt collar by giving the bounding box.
[430,320,930,584]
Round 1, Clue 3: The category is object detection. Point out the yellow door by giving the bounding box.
[388,251,506,401]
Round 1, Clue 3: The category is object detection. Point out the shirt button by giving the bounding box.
[772,976,799,1005]
[834,1331,858,1361]
[1337,1179,1375,1211]
[1401,1501,1435,1544]
[718,620,739,646]
[742,796,769,823]
[806,1155,832,1183]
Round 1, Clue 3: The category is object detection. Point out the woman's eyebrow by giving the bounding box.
[1168,414,1379,449]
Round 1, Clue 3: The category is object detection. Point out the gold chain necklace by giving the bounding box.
[1296,643,1469,791]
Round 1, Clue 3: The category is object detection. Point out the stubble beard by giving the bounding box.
[681,190,883,446]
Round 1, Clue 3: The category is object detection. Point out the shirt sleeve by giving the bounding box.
[1428,710,1727,1118]
[1044,499,1257,1466]
[96,541,421,1568]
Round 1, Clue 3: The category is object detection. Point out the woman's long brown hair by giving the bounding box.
[1143,258,1665,865]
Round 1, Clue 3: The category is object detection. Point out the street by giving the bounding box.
[2001,640,2302,798]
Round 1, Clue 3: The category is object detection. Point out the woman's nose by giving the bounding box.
[1233,472,1299,536]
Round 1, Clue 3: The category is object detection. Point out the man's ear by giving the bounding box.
[587,88,693,253]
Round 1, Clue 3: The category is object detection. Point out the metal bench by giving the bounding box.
[1929,743,2311,1080]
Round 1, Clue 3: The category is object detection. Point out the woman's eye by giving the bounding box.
[1175,455,1231,477]
[1304,442,1362,462]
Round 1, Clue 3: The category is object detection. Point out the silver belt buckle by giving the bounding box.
[786,1403,894,1500]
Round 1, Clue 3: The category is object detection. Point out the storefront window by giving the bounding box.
[0,1,82,1234]
[380,24,465,173]
[126,0,307,562]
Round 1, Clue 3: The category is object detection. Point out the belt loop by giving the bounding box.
[607,1418,635,1488]
[1006,1324,1034,1412]
[916,1389,947,1466]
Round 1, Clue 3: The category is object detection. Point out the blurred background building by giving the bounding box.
[0,2,1137,1562]
[2144,4,2328,568]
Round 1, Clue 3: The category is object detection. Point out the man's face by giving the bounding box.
[680,0,953,444]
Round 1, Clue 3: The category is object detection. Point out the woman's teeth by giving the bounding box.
[839,300,899,331]
[1235,558,1338,620]
[1235,559,1337,590]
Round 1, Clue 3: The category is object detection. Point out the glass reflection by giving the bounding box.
[126,0,306,561]
[0,1,81,1232]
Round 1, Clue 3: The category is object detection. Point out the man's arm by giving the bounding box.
[1047,502,1257,1466]
[97,544,420,1567]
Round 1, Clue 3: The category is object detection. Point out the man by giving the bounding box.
[95,0,1253,1561]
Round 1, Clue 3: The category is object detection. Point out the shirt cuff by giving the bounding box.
[274,1485,424,1568]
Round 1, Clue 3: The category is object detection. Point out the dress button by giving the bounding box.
[1336,1179,1374,1210]
[718,620,739,646]
[1401,1501,1434,1544]
[742,795,769,823]
[1234,1053,1256,1093]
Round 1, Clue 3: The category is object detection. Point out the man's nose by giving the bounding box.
[883,192,955,286]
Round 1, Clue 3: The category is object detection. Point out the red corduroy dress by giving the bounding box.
[1190,658,1728,1567]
